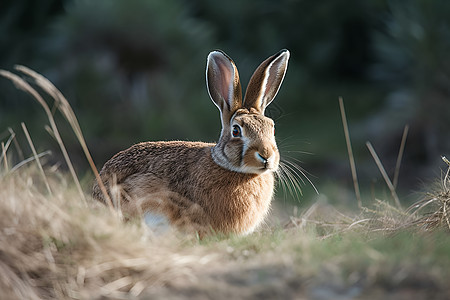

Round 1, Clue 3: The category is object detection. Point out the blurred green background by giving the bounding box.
[1,0,450,207]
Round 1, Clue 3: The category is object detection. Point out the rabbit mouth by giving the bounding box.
[234,163,277,174]
[261,164,278,172]
[255,162,278,174]
[259,167,271,173]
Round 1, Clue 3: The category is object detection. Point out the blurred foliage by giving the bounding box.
[372,0,450,159]
[1,0,450,202]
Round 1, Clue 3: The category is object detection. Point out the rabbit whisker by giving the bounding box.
[276,162,303,201]
[276,158,319,201]
[284,159,319,195]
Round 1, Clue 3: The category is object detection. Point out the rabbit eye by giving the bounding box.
[232,125,242,138]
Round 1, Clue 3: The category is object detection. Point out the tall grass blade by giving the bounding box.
[21,122,53,195]
[10,151,52,173]
[366,141,402,209]
[0,69,87,205]
[393,125,409,189]
[9,128,25,161]
[442,156,450,167]
[0,131,15,169]
[14,65,114,210]
[1,142,7,171]
[339,97,362,208]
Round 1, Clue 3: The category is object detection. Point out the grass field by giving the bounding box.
[1,164,450,299]
[1,67,450,299]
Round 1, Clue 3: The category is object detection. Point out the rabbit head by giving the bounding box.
[206,49,290,174]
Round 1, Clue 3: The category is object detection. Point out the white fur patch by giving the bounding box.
[144,212,171,235]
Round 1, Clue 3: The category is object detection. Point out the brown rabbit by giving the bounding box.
[93,49,290,236]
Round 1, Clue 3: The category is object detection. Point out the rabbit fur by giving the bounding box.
[93,49,290,236]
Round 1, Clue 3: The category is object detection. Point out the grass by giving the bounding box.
[1,67,450,299]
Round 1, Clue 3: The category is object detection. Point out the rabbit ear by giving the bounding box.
[206,50,242,121]
[243,49,290,114]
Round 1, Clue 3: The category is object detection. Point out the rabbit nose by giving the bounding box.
[256,152,274,169]
[256,153,268,165]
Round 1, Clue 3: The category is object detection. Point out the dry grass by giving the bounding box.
[408,158,450,231]
[2,164,449,299]
[1,67,450,299]
[0,165,213,299]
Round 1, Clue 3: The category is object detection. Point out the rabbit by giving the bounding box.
[92,49,290,236]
